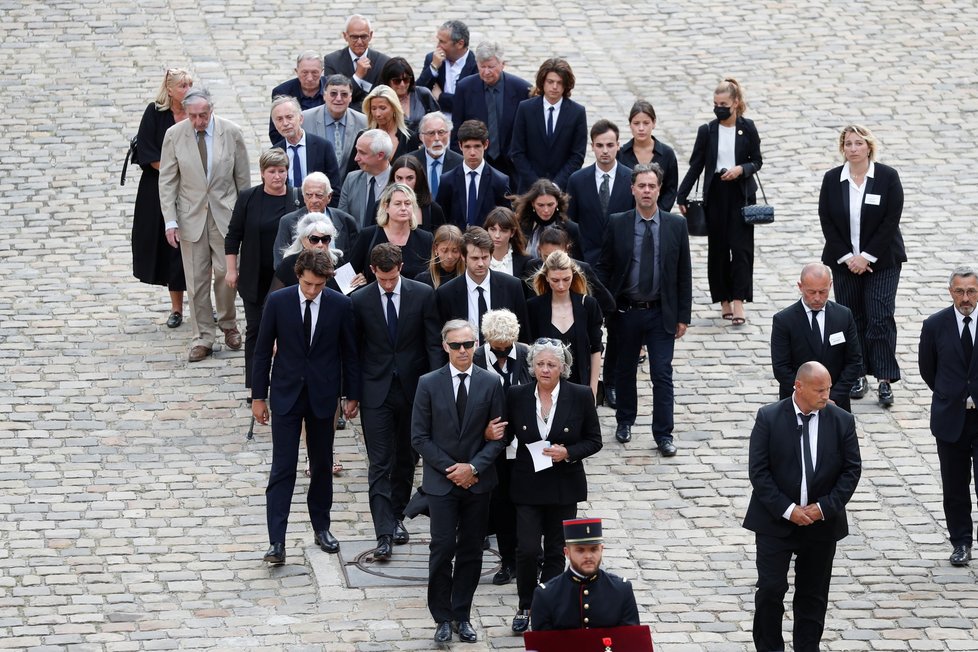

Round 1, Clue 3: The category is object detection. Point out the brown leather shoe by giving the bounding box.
[188,345,212,362]
[222,327,242,350]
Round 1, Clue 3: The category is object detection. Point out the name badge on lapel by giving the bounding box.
[829,331,846,346]
[865,193,881,206]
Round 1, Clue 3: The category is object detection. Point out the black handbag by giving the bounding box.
[741,172,774,225]
[683,178,709,237]
[120,135,137,186]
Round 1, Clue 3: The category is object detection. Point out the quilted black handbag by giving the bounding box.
[741,172,774,225]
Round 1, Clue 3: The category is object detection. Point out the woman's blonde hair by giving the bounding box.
[154,68,193,111]
[532,250,588,296]
[375,183,419,229]
[363,84,410,139]
[837,124,878,161]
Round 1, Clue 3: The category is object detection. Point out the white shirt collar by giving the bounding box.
[463,159,486,175]
[791,396,818,420]
[465,270,491,292]
[534,381,561,403]
[348,47,369,62]
[378,278,402,297]
[544,97,563,111]
[840,160,876,183]
[297,286,322,306]
[450,362,473,378]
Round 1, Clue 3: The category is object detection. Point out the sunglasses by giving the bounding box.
[535,337,565,346]
[446,340,477,350]
[389,76,412,85]
[306,235,332,244]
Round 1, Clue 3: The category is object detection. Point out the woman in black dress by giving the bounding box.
[513,179,581,260]
[348,184,435,285]
[415,224,465,288]
[617,99,679,211]
[388,155,445,232]
[132,68,192,328]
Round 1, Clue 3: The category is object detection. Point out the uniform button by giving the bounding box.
[584,618,589,624]
[584,603,589,610]
[583,589,589,596]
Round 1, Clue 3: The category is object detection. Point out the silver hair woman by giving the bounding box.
[282,212,342,265]
[525,337,573,380]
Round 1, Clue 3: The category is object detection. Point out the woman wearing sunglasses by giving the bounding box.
[380,57,440,134]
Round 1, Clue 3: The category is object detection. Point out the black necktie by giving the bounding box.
[364,177,377,225]
[800,413,816,501]
[599,173,610,215]
[290,144,302,187]
[385,291,398,345]
[303,299,312,348]
[811,309,822,350]
[456,372,468,422]
[467,171,478,225]
[964,315,974,362]
[486,85,499,158]
[492,357,510,388]
[638,219,655,296]
[476,287,488,343]
[547,106,555,139]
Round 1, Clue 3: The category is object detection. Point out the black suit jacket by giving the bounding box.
[771,300,862,403]
[595,209,693,334]
[273,132,341,198]
[322,48,391,111]
[436,270,530,344]
[526,292,603,386]
[416,50,478,115]
[743,399,861,541]
[506,381,602,505]
[252,285,362,418]
[435,162,511,228]
[566,163,635,266]
[451,71,531,155]
[411,364,506,495]
[919,306,978,443]
[509,96,587,193]
[352,278,442,409]
[267,77,326,144]
[676,116,762,207]
[818,162,906,269]
[617,138,679,211]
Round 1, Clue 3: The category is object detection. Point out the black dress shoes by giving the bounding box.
[605,387,617,409]
[166,311,182,328]
[615,423,631,443]
[315,530,340,553]
[492,565,514,585]
[393,520,409,545]
[850,376,868,399]
[877,381,894,407]
[374,535,393,561]
[263,542,285,565]
[511,610,530,633]
[657,440,678,457]
[456,620,477,643]
[433,621,452,643]
[950,544,972,566]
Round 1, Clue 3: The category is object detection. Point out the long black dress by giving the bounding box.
[131,103,186,290]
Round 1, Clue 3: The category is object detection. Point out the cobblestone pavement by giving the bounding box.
[2,0,977,650]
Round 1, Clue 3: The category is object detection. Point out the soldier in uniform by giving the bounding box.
[530,518,640,631]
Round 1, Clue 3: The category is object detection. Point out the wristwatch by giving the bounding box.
[469,464,478,475]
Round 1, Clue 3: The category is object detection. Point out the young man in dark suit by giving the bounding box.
[771,263,862,412]
[352,243,442,560]
[251,250,361,565]
[411,320,506,644]
[919,266,978,566]
[435,120,510,228]
[270,96,341,195]
[744,361,862,652]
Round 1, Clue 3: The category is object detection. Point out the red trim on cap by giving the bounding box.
[564,518,601,525]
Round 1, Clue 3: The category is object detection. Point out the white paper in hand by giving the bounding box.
[333,263,357,295]
[526,439,553,472]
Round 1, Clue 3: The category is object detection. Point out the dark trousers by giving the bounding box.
[487,456,517,567]
[832,264,901,382]
[936,409,978,547]
[427,488,491,622]
[615,305,676,443]
[753,531,836,652]
[706,175,754,303]
[602,312,620,390]
[266,387,335,544]
[360,378,416,539]
[515,503,576,609]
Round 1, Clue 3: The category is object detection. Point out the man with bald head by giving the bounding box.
[323,14,391,112]
[771,263,862,412]
[744,361,862,652]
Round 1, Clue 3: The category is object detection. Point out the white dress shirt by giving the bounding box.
[595,164,616,195]
[483,342,520,459]
[542,97,563,131]
[380,277,401,322]
[443,52,469,95]
[716,124,736,171]
[782,397,821,520]
[450,363,472,398]
[465,271,492,331]
[839,161,878,263]
[534,381,561,441]
[349,48,374,92]
[803,301,826,344]
[285,131,308,181]
[297,286,322,344]
[463,160,486,206]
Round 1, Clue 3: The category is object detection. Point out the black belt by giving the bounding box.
[619,299,660,311]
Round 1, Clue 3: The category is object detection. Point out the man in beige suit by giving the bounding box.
[160,88,251,362]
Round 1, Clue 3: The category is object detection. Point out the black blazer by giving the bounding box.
[252,285,362,417]
[411,364,506,495]
[526,292,603,387]
[919,306,978,443]
[617,138,679,211]
[595,209,693,334]
[523,257,616,316]
[509,96,587,193]
[435,162,511,228]
[676,116,762,207]
[743,399,861,541]
[818,162,906,269]
[352,278,442,409]
[273,132,341,200]
[474,342,532,387]
[566,163,635,265]
[506,381,602,505]
[347,225,434,283]
[416,50,478,115]
[771,300,862,403]
[436,270,530,343]
[323,48,392,111]
[451,71,531,154]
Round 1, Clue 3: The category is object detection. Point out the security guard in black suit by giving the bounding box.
[530,518,640,631]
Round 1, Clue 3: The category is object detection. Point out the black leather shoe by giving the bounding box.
[657,440,678,457]
[511,610,530,633]
[850,376,868,399]
[456,620,477,643]
[492,565,514,585]
[877,381,894,407]
[433,621,452,643]
[483,536,491,550]
[263,542,285,565]
[315,530,340,553]
[605,387,617,409]
[950,544,972,566]
[615,423,631,443]
[374,535,393,561]
[393,520,409,545]
[166,311,182,328]
[336,414,346,430]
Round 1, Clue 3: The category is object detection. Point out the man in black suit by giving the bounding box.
[352,243,442,560]
[267,51,326,144]
[919,266,978,567]
[411,320,506,644]
[744,361,862,652]
[596,163,691,455]
[509,57,587,193]
[451,41,531,190]
[270,96,341,195]
[771,263,862,412]
[435,120,510,228]
[409,113,462,199]
[416,20,477,122]
[436,226,529,348]
[322,14,391,112]
[252,250,361,565]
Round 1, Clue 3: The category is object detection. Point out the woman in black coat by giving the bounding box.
[505,338,602,632]
[818,124,905,406]
[677,78,763,325]
[513,178,582,260]
[131,68,192,327]
[617,99,679,211]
